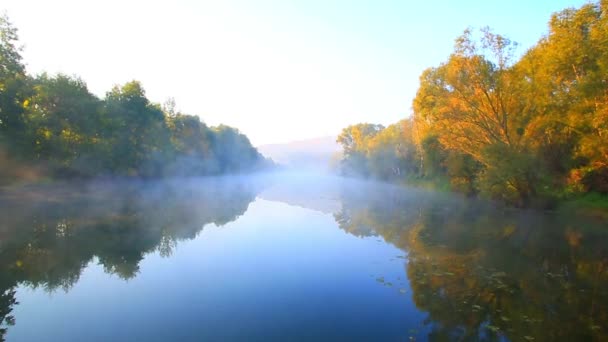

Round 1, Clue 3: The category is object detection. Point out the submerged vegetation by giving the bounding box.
[337,1,608,208]
[0,15,270,184]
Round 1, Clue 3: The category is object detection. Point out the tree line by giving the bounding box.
[338,1,608,207]
[0,15,271,183]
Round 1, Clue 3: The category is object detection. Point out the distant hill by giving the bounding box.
[257,136,342,172]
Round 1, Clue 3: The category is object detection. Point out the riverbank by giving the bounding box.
[557,193,608,221]
[394,174,608,220]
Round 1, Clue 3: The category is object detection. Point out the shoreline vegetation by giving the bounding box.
[0,15,272,186]
[1,2,607,216]
[336,1,608,213]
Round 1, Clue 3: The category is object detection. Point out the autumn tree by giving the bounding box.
[518,1,608,193]
[366,120,419,180]
[337,123,384,176]
[412,28,552,204]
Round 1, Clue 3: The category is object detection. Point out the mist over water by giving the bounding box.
[0,172,607,341]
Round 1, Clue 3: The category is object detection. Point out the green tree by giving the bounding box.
[102,81,170,176]
[166,114,215,175]
[26,74,102,175]
[210,125,263,173]
[0,14,30,156]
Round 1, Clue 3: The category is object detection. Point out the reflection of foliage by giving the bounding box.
[335,179,608,341]
[0,177,262,339]
[0,288,16,342]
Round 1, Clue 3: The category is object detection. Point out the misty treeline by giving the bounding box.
[338,1,608,207]
[0,15,271,183]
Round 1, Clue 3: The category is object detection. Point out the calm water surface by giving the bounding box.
[0,174,607,341]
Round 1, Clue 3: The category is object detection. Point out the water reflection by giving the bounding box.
[0,177,264,340]
[332,179,608,341]
[1,174,607,341]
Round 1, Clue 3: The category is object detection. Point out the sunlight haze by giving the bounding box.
[3,0,588,145]
[1,1,608,340]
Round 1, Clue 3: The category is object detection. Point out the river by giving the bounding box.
[0,173,606,341]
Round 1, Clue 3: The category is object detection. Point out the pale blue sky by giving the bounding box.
[3,0,590,145]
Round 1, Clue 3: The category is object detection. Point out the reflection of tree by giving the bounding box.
[335,180,608,341]
[0,288,16,341]
[0,177,262,340]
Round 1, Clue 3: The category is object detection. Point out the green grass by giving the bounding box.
[558,192,608,219]
[397,174,608,218]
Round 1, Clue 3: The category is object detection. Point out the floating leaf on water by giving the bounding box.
[472,305,482,310]
[408,329,418,334]
[591,325,601,331]
[385,282,393,287]
[399,288,407,294]
[491,272,507,278]
[523,336,535,341]
[376,277,385,283]
[501,316,510,322]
